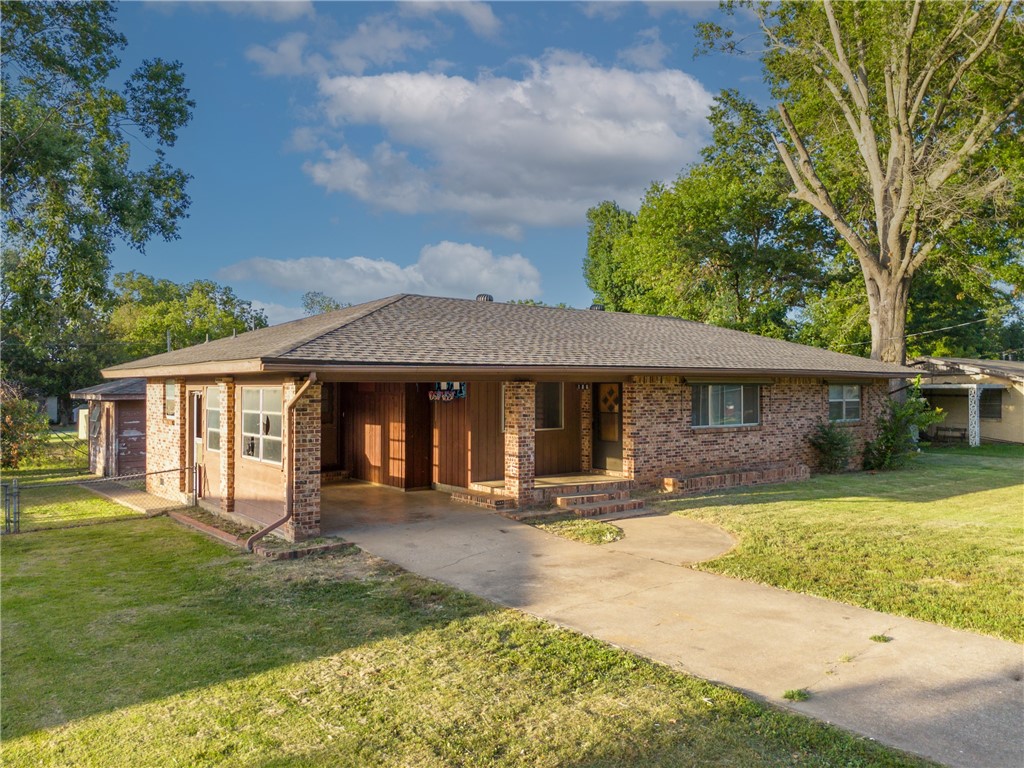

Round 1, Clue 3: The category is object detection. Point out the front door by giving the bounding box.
[593,382,623,472]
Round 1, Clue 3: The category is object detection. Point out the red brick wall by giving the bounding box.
[217,378,235,515]
[145,379,189,503]
[503,381,536,503]
[623,376,887,485]
[283,379,322,541]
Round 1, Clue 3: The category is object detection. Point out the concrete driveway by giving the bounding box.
[331,491,1023,768]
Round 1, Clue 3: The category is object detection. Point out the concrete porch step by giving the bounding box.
[555,490,630,509]
[451,490,518,512]
[570,498,645,518]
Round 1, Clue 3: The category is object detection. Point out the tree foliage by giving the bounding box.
[301,291,347,316]
[700,0,1024,362]
[110,272,268,359]
[585,92,831,338]
[1,1,194,409]
[0,379,48,469]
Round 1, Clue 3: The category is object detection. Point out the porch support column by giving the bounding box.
[503,381,536,506]
[216,378,235,514]
[283,378,323,541]
[580,384,593,472]
[967,385,981,447]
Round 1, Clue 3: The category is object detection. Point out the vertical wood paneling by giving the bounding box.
[469,381,504,482]
[433,393,469,487]
[536,383,582,476]
[339,382,409,489]
[405,384,432,489]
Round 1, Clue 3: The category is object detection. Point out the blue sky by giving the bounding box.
[112,1,766,324]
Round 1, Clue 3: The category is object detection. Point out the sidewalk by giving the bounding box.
[340,508,1024,768]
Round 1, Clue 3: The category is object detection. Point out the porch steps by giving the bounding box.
[450,490,518,512]
[555,490,645,518]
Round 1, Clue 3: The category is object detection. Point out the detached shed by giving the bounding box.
[71,378,147,477]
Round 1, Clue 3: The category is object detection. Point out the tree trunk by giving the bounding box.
[863,270,910,364]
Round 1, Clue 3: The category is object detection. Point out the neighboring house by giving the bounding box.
[910,357,1024,446]
[70,378,147,477]
[101,294,915,541]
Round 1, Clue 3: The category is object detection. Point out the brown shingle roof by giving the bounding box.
[104,294,916,378]
[71,377,146,399]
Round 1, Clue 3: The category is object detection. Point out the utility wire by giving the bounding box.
[831,317,990,350]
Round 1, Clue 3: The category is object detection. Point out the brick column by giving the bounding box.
[503,381,536,505]
[283,379,322,541]
[580,384,593,471]
[217,378,235,515]
[145,379,188,503]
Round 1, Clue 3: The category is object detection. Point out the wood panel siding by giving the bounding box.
[432,393,469,487]
[321,382,341,469]
[341,382,408,489]
[405,384,433,489]
[536,384,582,476]
[469,381,503,483]
[114,401,147,475]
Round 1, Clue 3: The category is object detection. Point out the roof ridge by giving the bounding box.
[274,294,409,358]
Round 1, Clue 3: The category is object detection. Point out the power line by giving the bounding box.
[831,317,990,350]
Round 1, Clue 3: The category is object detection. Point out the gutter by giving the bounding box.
[246,372,317,551]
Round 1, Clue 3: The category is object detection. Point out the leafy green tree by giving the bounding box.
[700,1,1023,362]
[0,379,48,469]
[301,291,347,316]
[585,93,830,338]
[1,1,194,413]
[109,272,268,359]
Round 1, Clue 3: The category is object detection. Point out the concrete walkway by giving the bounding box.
[332,499,1024,768]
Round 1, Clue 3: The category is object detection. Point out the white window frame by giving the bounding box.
[164,381,177,419]
[828,384,862,423]
[692,384,760,428]
[205,387,221,452]
[241,387,283,464]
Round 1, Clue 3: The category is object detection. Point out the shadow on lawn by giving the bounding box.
[657,447,1023,512]
[0,518,495,741]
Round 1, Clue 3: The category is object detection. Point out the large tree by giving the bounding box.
[1,1,194,414]
[585,92,830,338]
[702,1,1023,363]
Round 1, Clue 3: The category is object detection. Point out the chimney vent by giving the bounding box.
[476,293,494,302]
[590,303,605,311]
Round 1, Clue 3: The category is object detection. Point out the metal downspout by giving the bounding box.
[246,373,317,551]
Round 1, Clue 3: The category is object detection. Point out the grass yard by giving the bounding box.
[1,519,935,768]
[529,515,624,544]
[656,444,1024,643]
[3,430,146,531]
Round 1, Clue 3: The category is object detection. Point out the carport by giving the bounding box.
[320,480,487,534]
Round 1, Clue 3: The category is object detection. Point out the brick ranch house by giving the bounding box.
[102,294,915,542]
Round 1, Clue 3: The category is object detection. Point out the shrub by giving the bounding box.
[1,379,49,469]
[863,381,945,471]
[809,421,855,473]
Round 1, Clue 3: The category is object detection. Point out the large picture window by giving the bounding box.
[692,384,760,427]
[828,384,861,422]
[205,387,222,452]
[241,387,282,463]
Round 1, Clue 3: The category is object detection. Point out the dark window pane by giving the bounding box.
[980,390,1002,420]
[743,385,759,424]
[536,382,562,429]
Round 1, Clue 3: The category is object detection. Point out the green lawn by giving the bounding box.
[1,519,934,767]
[656,444,1024,642]
[3,430,146,531]
[530,514,624,544]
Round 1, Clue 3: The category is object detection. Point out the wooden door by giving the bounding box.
[593,382,623,472]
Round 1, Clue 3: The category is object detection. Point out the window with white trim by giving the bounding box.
[828,384,861,422]
[241,387,282,463]
[206,387,221,451]
[164,382,177,418]
[692,384,760,427]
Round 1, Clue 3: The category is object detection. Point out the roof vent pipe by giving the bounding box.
[590,303,605,311]
[476,294,494,302]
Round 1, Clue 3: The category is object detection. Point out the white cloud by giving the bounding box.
[330,15,432,75]
[246,31,309,76]
[401,1,501,38]
[217,1,314,22]
[618,27,671,70]
[302,51,713,232]
[219,241,542,305]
